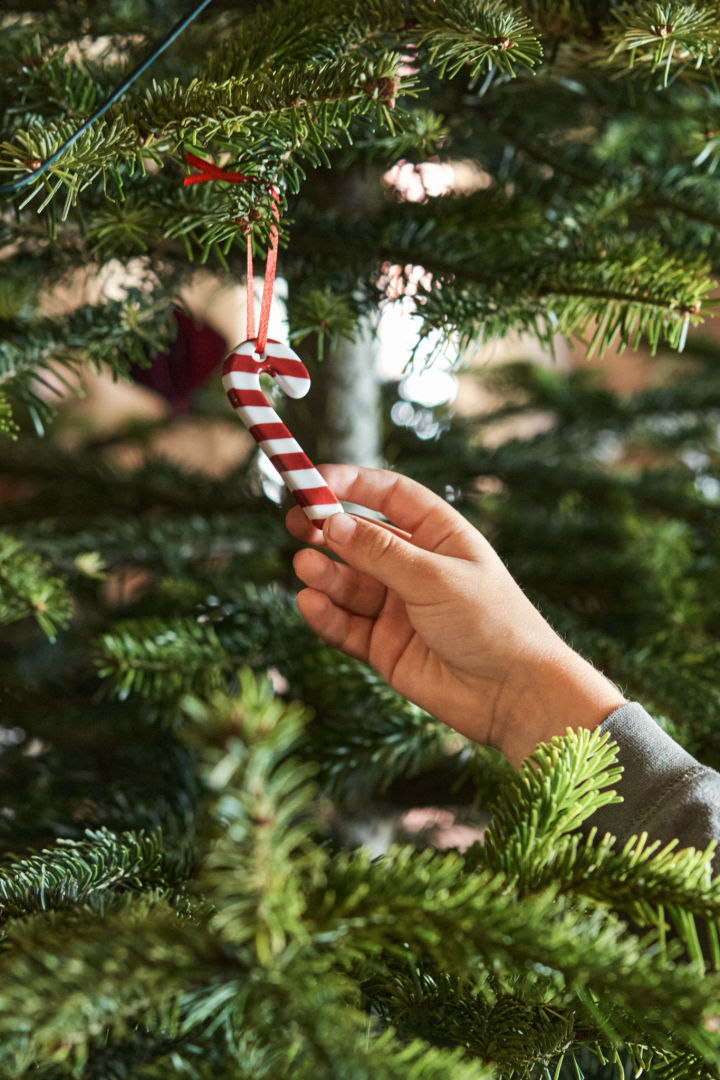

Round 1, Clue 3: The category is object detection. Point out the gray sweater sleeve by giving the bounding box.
[590,701,720,860]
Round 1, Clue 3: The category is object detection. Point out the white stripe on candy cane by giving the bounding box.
[233,406,279,427]
[259,437,299,456]
[302,503,343,519]
[222,338,343,522]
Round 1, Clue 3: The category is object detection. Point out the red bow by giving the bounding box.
[183,151,255,186]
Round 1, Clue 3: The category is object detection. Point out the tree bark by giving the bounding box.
[321,316,382,468]
[288,319,382,471]
[287,166,385,469]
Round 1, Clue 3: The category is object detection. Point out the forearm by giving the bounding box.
[497,644,627,769]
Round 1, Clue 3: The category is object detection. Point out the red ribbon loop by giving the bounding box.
[183,152,279,353]
[255,193,279,355]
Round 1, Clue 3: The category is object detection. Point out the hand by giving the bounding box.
[286,465,626,768]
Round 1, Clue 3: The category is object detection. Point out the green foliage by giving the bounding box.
[0,827,168,923]
[416,0,543,81]
[289,286,360,360]
[0,533,72,639]
[413,235,712,358]
[604,3,720,87]
[1,51,418,218]
[1,0,719,384]
[0,288,174,433]
[481,727,720,967]
[2,1,720,1077]
[483,727,625,884]
[3,659,720,1077]
[96,618,234,702]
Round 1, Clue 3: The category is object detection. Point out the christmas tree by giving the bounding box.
[1,1,720,1076]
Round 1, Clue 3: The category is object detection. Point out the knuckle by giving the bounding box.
[363,523,397,562]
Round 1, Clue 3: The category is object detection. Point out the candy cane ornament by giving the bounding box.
[182,153,343,522]
[222,339,342,521]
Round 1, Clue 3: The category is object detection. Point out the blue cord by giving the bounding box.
[0,0,215,195]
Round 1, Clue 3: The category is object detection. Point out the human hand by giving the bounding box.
[286,465,625,768]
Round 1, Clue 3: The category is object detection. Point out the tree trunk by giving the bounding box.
[288,319,382,474]
[320,317,382,468]
[288,166,385,470]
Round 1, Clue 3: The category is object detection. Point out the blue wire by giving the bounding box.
[0,0,215,195]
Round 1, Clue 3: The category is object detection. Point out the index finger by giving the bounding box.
[317,464,483,559]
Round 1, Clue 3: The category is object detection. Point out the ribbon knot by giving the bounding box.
[183,151,255,187]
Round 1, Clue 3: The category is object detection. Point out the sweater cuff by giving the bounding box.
[588,701,720,859]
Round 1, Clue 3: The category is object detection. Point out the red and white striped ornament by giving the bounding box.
[181,153,343,522]
[222,339,342,521]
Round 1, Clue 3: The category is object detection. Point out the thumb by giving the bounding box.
[322,512,443,604]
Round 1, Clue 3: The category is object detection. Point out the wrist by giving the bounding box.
[495,646,626,770]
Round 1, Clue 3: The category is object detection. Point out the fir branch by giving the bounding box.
[92,580,495,804]
[482,727,624,886]
[0,690,199,853]
[415,0,544,80]
[603,3,720,88]
[0,53,417,216]
[463,694,720,967]
[310,844,720,1065]
[410,236,713,359]
[28,510,283,579]
[0,38,103,132]
[135,52,413,149]
[543,828,720,962]
[0,903,221,1077]
[0,291,173,433]
[0,533,72,640]
[187,677,320,966]
[363,964,574,1070]
[96,618,237,702]
[293,647,487,799]
[207,0,416,80]
[0,827,166,923]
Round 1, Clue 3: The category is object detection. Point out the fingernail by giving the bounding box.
[325,513,356,543]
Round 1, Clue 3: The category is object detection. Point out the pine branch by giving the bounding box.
[0,902,219,1077]
[0,53,417,218]
[410,236,712,359]
[0,827,167,923]
[0,289,174,433]
[0,533,72,640]
[603,3,720,88]
[415,0,544,80]
[96,618,237,702]
[310,842,720,1065]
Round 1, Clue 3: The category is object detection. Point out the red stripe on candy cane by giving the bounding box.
[293,486,339,508]
[222,339,342,522]
[249,422,290,441]
[270,452,313,472]
[228,388,269,408]
[223,352,309,382]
